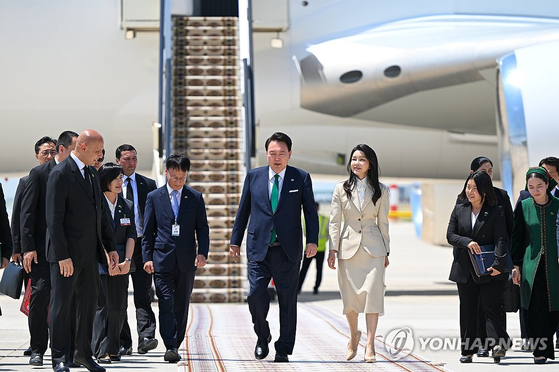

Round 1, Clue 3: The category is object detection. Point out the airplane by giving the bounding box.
[1,0,558,201]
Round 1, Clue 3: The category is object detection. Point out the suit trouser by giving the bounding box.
[248,244,299,354]
[120,239,156,347]
[456,275,510,355]
[154,263,195,349]
[92,272,130,357]
[525,258,559,359]
[49,262,99,365]
[297,251,325,292]
[29,257,50,354]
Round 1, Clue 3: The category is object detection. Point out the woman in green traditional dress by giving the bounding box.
[512,167,559,364]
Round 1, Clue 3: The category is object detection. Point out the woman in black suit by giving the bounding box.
[447,171,510,363]
[92,163,137,363]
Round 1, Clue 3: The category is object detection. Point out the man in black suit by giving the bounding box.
[0,183,13,270]
[142,154,209,363]
[115,144,158,355]
[10,136,57,358]
[19,131,78,366]
[229,132,319,363]
[46,130,118,372]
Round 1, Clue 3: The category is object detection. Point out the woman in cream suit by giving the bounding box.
[327,144,390,363]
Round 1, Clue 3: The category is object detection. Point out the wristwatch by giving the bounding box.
[124,258,132,262]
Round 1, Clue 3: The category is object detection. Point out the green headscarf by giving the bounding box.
[525,167,558,193]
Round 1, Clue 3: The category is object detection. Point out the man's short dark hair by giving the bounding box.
[34,136,57,154]
[265,132,292,152]
[56,131,78,152]
[116,144,137,160]
[166,154,190,172]
[539,156,559,171]
[98,162,123,193]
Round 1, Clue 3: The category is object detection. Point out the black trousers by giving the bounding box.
[120,239,156,347]
[247,245,300,354]
[92,273,130,357]
[49,263,99,365]
[297,251,325,293]
[525,258,559,359]
[28,257,50,354]
[154,263,195,349]
[456,276,510,355]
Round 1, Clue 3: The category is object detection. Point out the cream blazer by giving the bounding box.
[328,182,390,259]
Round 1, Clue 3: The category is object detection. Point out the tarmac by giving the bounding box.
[1,221,558,371]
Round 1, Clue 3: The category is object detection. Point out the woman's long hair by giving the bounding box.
[343,144,382,205]
[457,170,497,207]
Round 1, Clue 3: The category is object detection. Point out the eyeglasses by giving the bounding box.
[40,150,57,157]
[169,176,187,182]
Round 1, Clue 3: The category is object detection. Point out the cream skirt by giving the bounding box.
[337,245,386,315]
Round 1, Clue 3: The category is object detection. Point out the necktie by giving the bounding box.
[84,166,96,203]
[269,174,279,244]
[125,177,134,202]
[171,190,180,220]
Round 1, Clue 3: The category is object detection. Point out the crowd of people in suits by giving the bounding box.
[0,130,208,372]
[447,156,559,365]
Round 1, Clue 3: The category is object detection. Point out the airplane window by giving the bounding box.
[384,65,401,78]
[340,70,363,84]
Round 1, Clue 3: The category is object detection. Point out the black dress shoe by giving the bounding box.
[459,355,473,363]
[254,334,272,360]
[477,348,489,357]
[164,348,181,363]
[534,356,547,364]
[109,354,121,361]
[67,358,80,368]
[96,354,112,364]
[138,337,158,354]
[24,346,32,356]
[29,351,43,366]
[119,345,133,355]
[274,351,289,363]
[73,355,106,372]
[52,362,70,372]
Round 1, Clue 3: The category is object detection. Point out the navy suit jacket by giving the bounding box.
[230,165,319,262]
[142,185,209,273]
[10,176,28,255]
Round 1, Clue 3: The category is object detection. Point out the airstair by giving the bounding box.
[170,16,244,302]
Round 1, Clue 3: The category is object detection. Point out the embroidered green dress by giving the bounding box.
[512,196,559,359]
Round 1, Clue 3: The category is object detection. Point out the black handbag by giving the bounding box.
[0,261,24,299]
[503,276,520,312]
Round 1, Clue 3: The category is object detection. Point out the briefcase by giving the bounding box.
[0,261,24,299]
[468,244,513,277]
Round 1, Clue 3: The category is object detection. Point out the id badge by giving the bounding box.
[120,218,131,226]
[172,224,180,236]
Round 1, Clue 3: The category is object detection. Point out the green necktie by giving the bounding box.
[269,174,279,244]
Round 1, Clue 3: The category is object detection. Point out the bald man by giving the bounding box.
[46,130,118,372]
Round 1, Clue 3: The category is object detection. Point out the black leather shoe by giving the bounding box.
[67,358,80,368]
[254,334,272,360]
[119,345,133,355]
[477,348,489,357]
[534,356,547,364]
[29,351,43,366]
[73,355,106,372]
[109,354,121,361]
[138,337,158,354]
[274,351,289,362]
[96,354,112,364]
[52,362,70,372]
[24,346,32,356]
[164,348,181,363]
[459,355,473,363]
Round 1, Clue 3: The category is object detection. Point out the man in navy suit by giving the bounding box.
[230,132,319,363]
[142,154,209,363]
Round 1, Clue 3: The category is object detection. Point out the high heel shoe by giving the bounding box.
[365,345,376,363]
[345,331,362,361]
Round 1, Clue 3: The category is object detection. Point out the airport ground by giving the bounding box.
[1,221,558,371]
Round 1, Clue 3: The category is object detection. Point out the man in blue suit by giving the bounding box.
[230,132,319,363]
[142,154,209,363]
